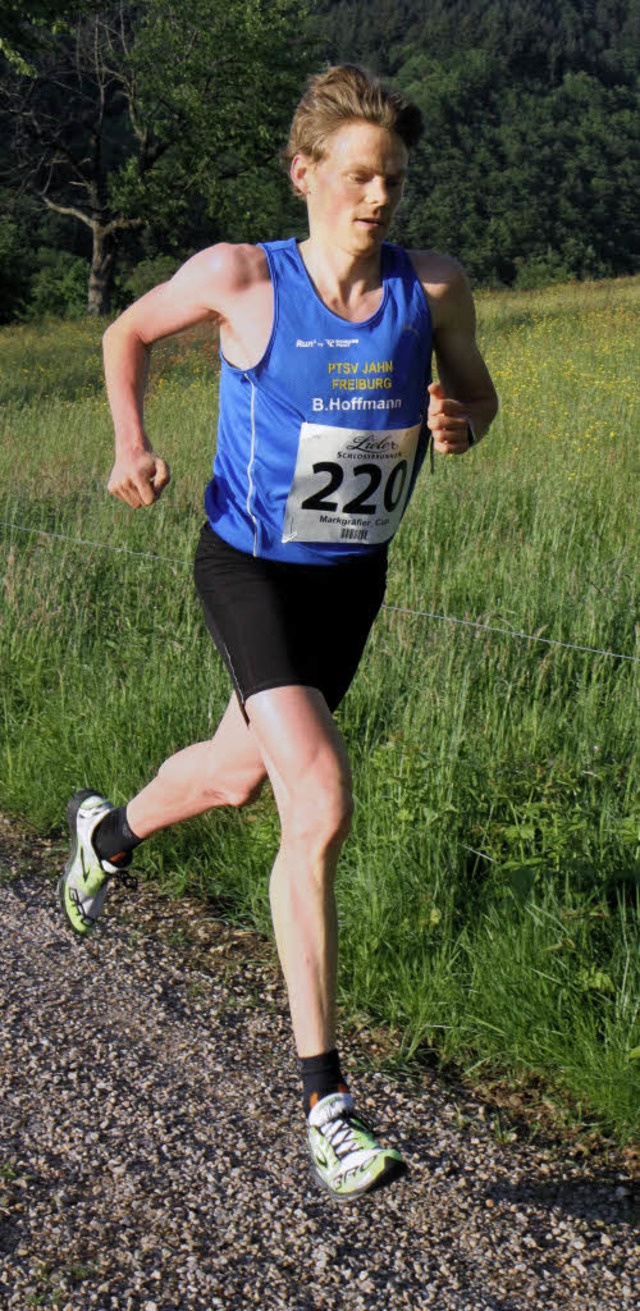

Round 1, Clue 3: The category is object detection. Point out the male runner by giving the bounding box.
[59,65,498,1201]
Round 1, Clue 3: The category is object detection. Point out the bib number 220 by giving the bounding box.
[300,459,408,516]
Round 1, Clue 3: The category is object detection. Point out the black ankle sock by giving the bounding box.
[93,806,143,868]
[300,1049,350,1117]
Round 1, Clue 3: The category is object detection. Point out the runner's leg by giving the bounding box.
[117,678,350,1061]
[126,694,267,838]
[243,684,353,1060]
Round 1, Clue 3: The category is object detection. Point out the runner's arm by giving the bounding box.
[103,246,235,507]
[414,253,498,455]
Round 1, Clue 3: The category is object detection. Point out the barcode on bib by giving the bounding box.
[341,528,369,541]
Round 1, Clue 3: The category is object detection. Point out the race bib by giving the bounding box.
[282,421,420,546]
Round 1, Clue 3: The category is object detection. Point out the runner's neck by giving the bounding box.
[297,238,385,323]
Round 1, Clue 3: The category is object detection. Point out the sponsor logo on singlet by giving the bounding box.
[295,337,360,348]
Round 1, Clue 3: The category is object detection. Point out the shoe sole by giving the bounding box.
[57,790,105,939]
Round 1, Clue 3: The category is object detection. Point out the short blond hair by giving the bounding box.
[285,64,424,173]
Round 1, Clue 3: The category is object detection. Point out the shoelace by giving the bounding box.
[323,1112,372,1161]
[111,867,138,891]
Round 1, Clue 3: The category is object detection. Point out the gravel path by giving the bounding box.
[0,827,638,1311]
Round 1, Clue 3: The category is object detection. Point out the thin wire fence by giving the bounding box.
[2,515,639,666]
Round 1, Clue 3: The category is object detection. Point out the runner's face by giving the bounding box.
[294,121,409,254]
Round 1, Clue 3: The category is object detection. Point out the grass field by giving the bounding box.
[1,278,639,1144]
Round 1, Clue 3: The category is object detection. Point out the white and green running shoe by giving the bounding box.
[57,790,136,939]
[307,1092,406,1202]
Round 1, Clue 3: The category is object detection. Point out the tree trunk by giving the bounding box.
[87,224,116,316]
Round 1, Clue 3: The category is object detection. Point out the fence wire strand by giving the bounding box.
[2,516,639,665]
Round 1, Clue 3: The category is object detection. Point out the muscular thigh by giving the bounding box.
[205,694,267,800]
[245,685,352,818]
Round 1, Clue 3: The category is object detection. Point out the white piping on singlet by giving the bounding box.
[245,374,260,557]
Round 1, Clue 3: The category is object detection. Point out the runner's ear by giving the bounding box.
[291,153,313,197]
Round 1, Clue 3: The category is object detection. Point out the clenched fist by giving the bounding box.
[427,381,473,455]
[108,450,171,509]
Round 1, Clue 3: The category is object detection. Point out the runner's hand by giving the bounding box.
[427,381,473,455]
[108,450,171,508]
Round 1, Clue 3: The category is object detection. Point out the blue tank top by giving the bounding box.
[205,238,433,564]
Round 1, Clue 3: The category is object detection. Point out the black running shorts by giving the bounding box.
[193,523,387,714]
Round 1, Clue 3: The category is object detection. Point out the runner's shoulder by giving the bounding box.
[407,249,473,325]
[408,248,467,295]
[193,242,269,300]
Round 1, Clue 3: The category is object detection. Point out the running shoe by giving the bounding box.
[307,1091,406,1202]
[57,790,137,938]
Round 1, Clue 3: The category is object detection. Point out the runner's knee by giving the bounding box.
[284,769,353,855]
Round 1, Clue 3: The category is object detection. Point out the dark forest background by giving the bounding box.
[1,0,639,319]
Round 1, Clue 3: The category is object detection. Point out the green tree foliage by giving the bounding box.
[118,0,311,240]
[308,0,421,72]
[401,0,640,86]
[314,0,640,284]
[2,0,640,315]
[396,51,640,284]
[0,1,102,69]
[0,210,30,319]
[1,1,312,314]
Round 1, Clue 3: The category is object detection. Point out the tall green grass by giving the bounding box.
[1,286,639,1142]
